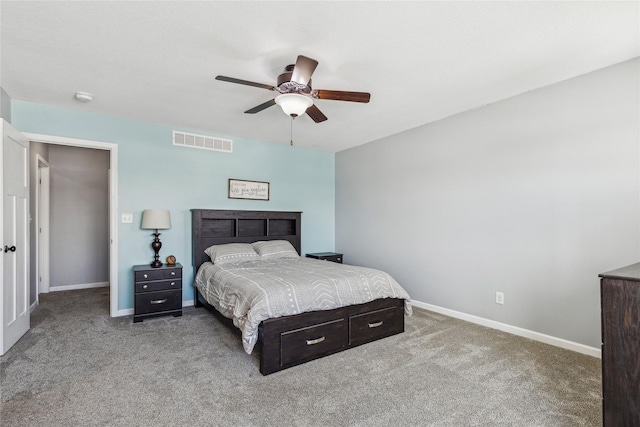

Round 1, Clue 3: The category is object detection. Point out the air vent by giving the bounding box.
[173,131,232,153]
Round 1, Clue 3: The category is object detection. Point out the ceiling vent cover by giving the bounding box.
[173,131,233,153]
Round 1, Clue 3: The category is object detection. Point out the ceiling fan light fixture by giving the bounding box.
[275,93,313,117]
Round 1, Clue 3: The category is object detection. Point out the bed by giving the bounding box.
[192,209,411,375]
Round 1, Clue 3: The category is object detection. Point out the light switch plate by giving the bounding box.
[122,213,133,224]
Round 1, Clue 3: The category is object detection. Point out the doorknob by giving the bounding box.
[4,245,16,253]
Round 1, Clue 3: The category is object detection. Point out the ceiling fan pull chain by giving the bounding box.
[290,116,294,146]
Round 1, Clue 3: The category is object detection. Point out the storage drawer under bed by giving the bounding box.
[349,306,404,346]
[254,298,405,375]
[280,318,347,365]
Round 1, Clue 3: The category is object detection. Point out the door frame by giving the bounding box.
[25,133,120,317]
[34,154,50,300]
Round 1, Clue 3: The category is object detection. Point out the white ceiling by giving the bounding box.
[1,1,638,153]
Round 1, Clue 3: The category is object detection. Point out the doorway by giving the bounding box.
[26,133,119,317]
[34,154,50,302]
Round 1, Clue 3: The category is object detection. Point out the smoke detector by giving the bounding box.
[74,91,93,103]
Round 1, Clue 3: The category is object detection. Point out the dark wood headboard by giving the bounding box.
[191,209,302,271]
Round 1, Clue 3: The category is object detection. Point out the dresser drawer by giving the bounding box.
[135,289,182,315]
[349,306,403,347]
[134,268,181,282]
[135,279,181,293]
[280,318,347,366]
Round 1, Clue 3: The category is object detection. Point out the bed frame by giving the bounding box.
[191,209,405,375]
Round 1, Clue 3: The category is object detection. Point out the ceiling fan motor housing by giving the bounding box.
[277,65,311,94]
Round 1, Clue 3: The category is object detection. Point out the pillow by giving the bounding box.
[204,243,259,265]
[252,240,299,259]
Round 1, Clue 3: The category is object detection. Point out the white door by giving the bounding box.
[1,120,30,355]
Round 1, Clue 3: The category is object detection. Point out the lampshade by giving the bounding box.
[141,210,171,230]
[275,93,313,117]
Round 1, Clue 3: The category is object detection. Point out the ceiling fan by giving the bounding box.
[215,55,371,123]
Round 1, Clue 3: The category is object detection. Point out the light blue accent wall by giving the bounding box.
[11,101,335,311]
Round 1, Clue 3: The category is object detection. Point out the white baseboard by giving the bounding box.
[30,300,39,313]
[107,296,598,358]
[50,281,109,292]
[112,299,195,317]
[114,308,134,317]
[411,299,601,359]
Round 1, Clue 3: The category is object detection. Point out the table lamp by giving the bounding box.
[141,209,171,268]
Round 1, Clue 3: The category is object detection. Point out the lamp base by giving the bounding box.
[150,230,163,268]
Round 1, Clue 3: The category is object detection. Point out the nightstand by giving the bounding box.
[306,252,343,264]
[133,263,182,323]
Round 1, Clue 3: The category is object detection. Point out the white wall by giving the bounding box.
[49,145,110,288]
[336,58,639,348]
[1,87,11,123]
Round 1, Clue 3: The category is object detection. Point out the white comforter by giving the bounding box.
[194,257,412,354]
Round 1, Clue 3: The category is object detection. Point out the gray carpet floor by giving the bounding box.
[0,287,601,426]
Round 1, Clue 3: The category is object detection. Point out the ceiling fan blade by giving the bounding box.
[314,90,371,103]
[215,75,275,91]
[244,99,276,114]
[306,104,328,123]
[291,55,318,86]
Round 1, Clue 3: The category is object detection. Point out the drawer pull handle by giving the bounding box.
[171,271,176,276]
[150,299,168,305]
[143,274,148,279]
[368,321,383,328]
[170,282,175,286]
[306,336,326,345]
[142,285,148,289]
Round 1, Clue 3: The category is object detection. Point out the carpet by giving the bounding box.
[0,288,601,426]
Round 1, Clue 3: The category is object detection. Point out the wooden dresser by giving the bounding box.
[599,262,640,426]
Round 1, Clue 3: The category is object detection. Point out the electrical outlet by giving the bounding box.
[121,213,133,224]
[495,292,504,305]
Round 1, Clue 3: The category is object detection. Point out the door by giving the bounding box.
[1,120,30,355]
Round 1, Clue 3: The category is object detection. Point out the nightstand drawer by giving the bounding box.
[135,279,181,293]
[135,289,182,315]
[134,268,181,282]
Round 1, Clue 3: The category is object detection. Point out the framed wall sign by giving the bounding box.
[228,179,270,200]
